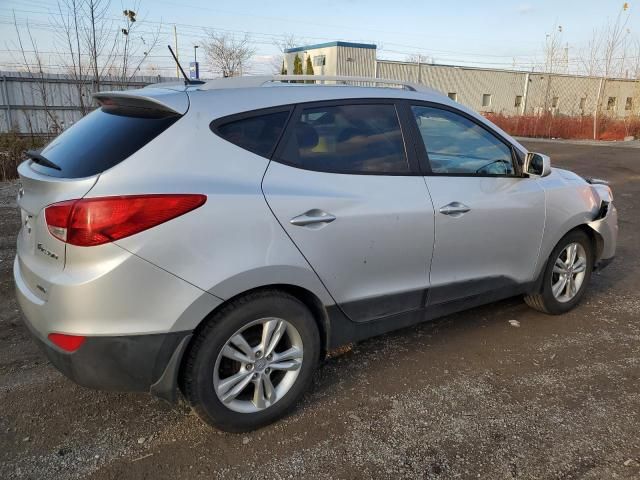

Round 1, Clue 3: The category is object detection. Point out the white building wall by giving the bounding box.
[377,60,639,118]
[284,46,339,77]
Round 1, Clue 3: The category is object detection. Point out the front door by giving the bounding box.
[408,104,545,305]
[263,101,435,322]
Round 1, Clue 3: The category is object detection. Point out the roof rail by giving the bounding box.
[199,75,432,93]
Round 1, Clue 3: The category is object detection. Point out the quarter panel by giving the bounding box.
[15,249,219,337]
[87,108,335,308]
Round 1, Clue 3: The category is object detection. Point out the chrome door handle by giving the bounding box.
[290,209,336,227]
[439,202,471,217]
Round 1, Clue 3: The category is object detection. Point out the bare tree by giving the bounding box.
[116,7,162,82]
[16,0,162,108]
[12,12,62,134]
[586,6,632,138]
[202,33,255,78]
[53,0,90,115]
[405,54,431,64]
[271,34,299,75]
[541,23,564,117]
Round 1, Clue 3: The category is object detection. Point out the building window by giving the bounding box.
[313,55,326,67]
[448,92,457,101]
[551,97,559,108]
[579,97,586,110]
[607,97,617,110]
[482,94,492,107]
[625,97,633,111]
[515,95,523,107]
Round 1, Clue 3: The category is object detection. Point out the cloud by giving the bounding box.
[517,3,535,14]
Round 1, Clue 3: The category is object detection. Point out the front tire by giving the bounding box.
[182,290,320,432]
[524,230,594,315]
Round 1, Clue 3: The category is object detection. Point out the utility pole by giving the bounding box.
[174,25,179,78]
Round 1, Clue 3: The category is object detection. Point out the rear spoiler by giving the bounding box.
[93,88,189,116]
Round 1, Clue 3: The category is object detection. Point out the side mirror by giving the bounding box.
[524,152,551,177]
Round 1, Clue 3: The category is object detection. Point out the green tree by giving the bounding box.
[293,53,303,74]
[305,55,314,83]
[280,59,287,75]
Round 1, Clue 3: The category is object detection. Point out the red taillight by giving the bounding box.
[45,194,206,247]
[48,333,86,352]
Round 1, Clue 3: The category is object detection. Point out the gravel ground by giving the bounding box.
[0,141,639,479]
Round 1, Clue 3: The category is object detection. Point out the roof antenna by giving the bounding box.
[167,45,204,85]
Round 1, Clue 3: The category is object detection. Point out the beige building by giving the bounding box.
[285,42,640,119]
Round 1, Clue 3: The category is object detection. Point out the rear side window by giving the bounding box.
[31,108,180,178]
[215,111,290,158]
[277,103,409,174]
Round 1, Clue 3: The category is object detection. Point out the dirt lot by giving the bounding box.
[1,140,639,479]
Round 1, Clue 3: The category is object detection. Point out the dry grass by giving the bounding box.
[485,113,640,141]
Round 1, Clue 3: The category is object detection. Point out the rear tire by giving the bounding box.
[524,230,594,315]
[181,290,320,432]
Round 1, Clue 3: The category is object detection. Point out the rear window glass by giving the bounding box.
[31,108,179,178]
[214,111,290,158]
[277,104,409,174]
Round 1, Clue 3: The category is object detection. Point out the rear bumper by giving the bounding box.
[13,252,219,399]
[23,317,190,394]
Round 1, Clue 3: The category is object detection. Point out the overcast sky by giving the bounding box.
[0,0,637,77]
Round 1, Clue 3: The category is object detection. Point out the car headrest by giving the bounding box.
[295,122,319,149]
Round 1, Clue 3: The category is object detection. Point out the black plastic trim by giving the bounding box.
[150,334,193,402]
[27,328,191,394]
[427,276,518,305]
[594,255,615,272]
[341,288,426,323]
[326,280,530,349]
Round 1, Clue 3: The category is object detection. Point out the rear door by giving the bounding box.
[407,103,545,305]
[262,100,435,322]
[16,96,183,298]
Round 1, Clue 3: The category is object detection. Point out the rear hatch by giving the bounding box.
[16,87,188,299]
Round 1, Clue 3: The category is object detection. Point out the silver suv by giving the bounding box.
[14,75,617,432]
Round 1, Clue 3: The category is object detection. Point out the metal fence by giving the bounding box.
[376,61,640,119]
[0,71,181,134]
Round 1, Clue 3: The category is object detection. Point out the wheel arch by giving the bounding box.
[530,222,602,294]
[182,283,331,370]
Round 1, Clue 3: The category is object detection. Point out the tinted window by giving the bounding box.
[31,108,179,178]
[278,104,408,174]
[411,106,515,175]
[216,111,289,158]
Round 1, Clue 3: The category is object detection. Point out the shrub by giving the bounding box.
[0,133,48,181]
[485,113,640,141]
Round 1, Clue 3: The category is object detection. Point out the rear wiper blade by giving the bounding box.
[25,150,61,171]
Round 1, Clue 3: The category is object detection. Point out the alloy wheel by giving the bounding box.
[551,242,588,303]
[213,317,304,413]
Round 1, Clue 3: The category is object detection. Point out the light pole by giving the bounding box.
[190,45,200,80]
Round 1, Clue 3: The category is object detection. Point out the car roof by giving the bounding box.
[101,75,528,155]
